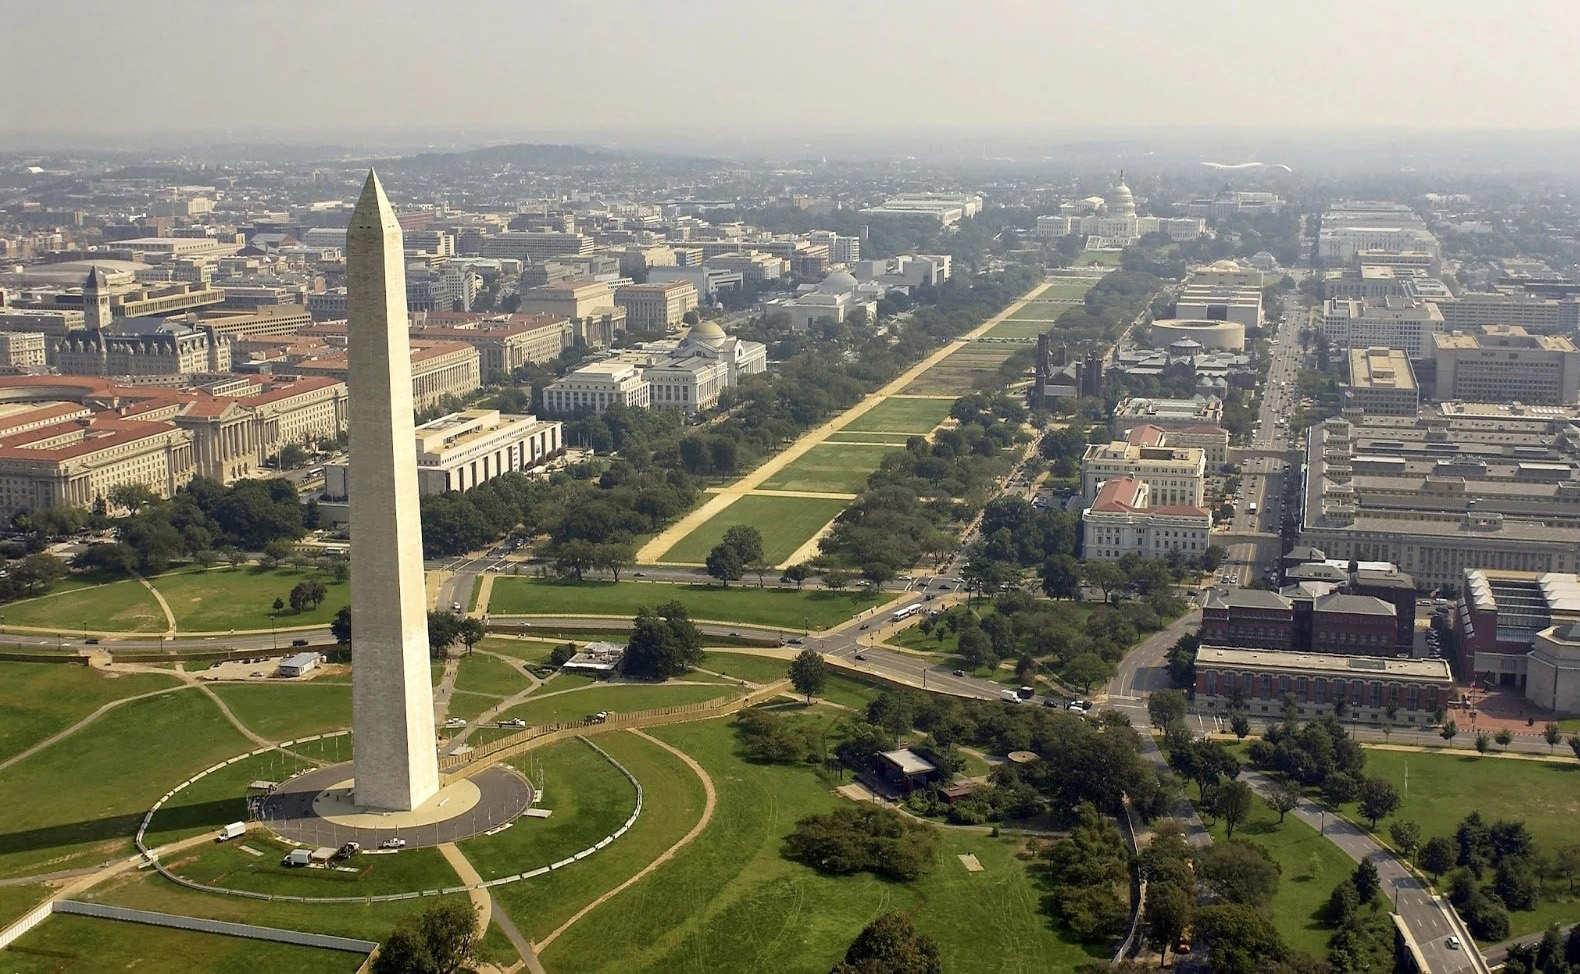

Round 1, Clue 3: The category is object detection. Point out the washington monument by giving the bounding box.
[347,171,440,811]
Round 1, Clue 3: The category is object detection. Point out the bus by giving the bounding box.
[892,604,921,623]
[1248,501,1258,515]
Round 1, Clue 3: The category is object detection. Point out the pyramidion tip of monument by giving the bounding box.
[351,169,396,231]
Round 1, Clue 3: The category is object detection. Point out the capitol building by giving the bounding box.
[1035,174,1207,249]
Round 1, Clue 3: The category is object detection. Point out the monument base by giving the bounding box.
[315,778,482,829]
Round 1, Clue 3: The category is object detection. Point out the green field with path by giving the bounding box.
[841,397,953,434]
[757,443,901,495]
[1,578,166,633]
[154,568,348,632]
[6,915,362,974]
[487,577,881,630]
[494,683,736,726]
[0,665,179,762]
[210,682,352,741]
[657,495,849,566]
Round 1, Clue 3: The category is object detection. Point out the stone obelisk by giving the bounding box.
[347,171,440,811]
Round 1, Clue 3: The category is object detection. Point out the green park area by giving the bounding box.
[822,431,916,444]
[656,495,849,565]
[1,577,166,633]
[5,915,362,974]
[453,650,536,698]
[166,835,461,899]
[154,567,348,632]
[1005,300,1072,322]
[841,397,953,435]
[983,317,1056,340]
[700,651,790,684]
[904,345,1016,396]
[0,665,179,762]
[487,577,882,630]
[493,682,737,727]
[1203,792,1357,956]
[537,716,1100,974]
[757,443,901,495]
[210,682,352,741]
[1040,281,1094,300]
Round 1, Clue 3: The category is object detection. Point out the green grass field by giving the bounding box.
[5,915,362,974]
[209,682,352,742]
[1343,748,1580,936]
[142,751,313,848]
[0,665,180,762]
[0,883,48,929]
[841,397,953,435]
[821,431,919,444]
[0,689,250,879]
[444,690,504,723]
[699,652,790,684]
[154,568,348,633]
[461,739,637,881]
[454,652,535,698]
[1,578,167,633]
[166,834,460,899]
[1005,301,1074,322]
[983,318,1055,340]
[487,577,882,630]
[537,718,1101,974]
[491,730,708,944]
[1203,792,1356,955]
[473,636,563,665]
[758,443,901,495]
[495,684,737,727]
[656,495,849,566]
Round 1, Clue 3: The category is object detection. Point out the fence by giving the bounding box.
[54,901,377,954]
[0,900,52,950]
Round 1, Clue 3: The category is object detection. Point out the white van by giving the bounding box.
[1000,689,1021,703]
[215,822,245,842]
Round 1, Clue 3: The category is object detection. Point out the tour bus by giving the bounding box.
[891,604,921,623]
[1248,502,1258,515]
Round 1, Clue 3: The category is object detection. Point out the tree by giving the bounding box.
[1495,728,1513,752]
[1064,653,1111,692]
[956,627,997,670]
[704,542,745,586]
[1474,731,1492,756]
[1420,836,1456,878]
[1230,712,1251,740]
[371,899,480,974]
[781,563,811,589]
[789,648,828,703]
[1197,838,1282,905]
[330,605,351,644]
[1214,780,1255,838]
[831,911,943,974]
[1358,777,1401,828]
[823,570,850,593]
[426,611,461,658]
[623,601,704,679]
[1267,775,1302,823]
[1352,858,1381,903]
[1389,820,1423,861]
[1495,856,1542,911]
[107,483,159,515]
[1322,771,1360,805]
[1544,721,1563,754]
[1440,718,1459,748]
[1085,560,1126,603]
[1570,734,1580,762]
[548,642,577,667]
[10,553,66,595]
[1147,689,1187,730]
[1041,554,1082,600]
[288,579,327,613]
[1144,882,1194,964]
[1551,844,1580,894]
[456,617,486,656]
[721,525,764,570]
[272,596,285,614]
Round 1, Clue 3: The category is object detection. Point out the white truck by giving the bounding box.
[215,821,245,842]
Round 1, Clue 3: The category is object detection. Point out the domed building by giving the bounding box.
[671,318,768,387]
[1093,172,1141,243]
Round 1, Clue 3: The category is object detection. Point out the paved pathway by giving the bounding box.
[133,573,177,636]
[635,279,1053,566]
[534,728,718,952]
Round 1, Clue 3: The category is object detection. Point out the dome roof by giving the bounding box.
[1107,179,1137,218]
[818,270,858,292]
[683,320,727,348]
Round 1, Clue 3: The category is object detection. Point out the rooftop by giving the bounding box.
[1197,646,1454,681]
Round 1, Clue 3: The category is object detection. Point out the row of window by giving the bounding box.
[1202,669,1442,710]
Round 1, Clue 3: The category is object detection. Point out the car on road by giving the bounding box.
[249,671,263,677]
[291,638,309,647]
[787,638,802,645]
[501,718,527,728]
[1446,936,1461,950]
[858,623,868,630]
[334,841,360,860]
[444,717,466,727]
[380,837,407,850]
[952,669,965,677]
[854,653,867,661]
[451,601,463,612]
[632,572,646,577]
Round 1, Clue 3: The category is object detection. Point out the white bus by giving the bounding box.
[891,604,921,623]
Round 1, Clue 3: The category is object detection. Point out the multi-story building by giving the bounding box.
[1431,326,1580,405]
[1175,283,1262,328]
[54,322,230,377]
[1111,395,1224,434]
[541,361,651,415]
[1192,647,1453,723]
[1300,416,1580,589]
[323,408,562,501]
[290,339,479,411]
[1454,568,1580,690]
[1317,296,1444,359]
[476,231,592,261]
[515,280,623,347]
[1429,292,1580,336]
[614,281,698,332]
[1081,425,1205,507]
[706,252,787,284]
[0,414,196,517]
[0,308,86,342]
[1318,202,1441,268]
[642,356,729,414]
[1081,475,1211,562]
[1345,347,1419,416]
[409,313,573,374]
[0,333,47,369]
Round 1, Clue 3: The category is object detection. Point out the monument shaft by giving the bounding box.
[347,171,440,811]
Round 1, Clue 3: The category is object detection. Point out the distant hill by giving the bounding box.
[383,142,612,171]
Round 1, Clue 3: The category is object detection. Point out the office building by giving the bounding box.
[1081,475,1211,562]
[476,231,592,261]
[409,312,573,374]
[1175,283,1262,328]
[1345,347,1419,416]
[1318,202,1440,268]
[614,281,699,332]
[1431,326,1580,405]
[55,321,231,377]
[1317,296,1444,359]
[1429,292,1580,336]
[0,333,47,369]
[324,408,562,501]
[0,414,196,516]
[1192,647,1452,723]
[1081,425,1205,507]
[541,361,650,415]
[1111,396,1224,434]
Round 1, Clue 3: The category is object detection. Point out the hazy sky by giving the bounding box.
[6,0,1579,140]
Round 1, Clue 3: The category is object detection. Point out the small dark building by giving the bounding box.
[871,749,941,794]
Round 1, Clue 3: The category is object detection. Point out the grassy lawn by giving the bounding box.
[821,431,919,444]
[143,750,314,848]
[474,636,563,665]
[444,690,504,723]
[984,318,1056,339]
[1077,250,1121,266]
[699,652,790,684]
[495,684,737,727]
[1,578,166,633]
[487,577,882,629]
[5,914,362,974]
[491,730,707,944]
[757,444,901,495]
[460,738,637,880]
[1344,748,1580,936]
[1202,792,1354,955]
[537,718,1100,974]
[1005,301,1073,322]
[154,567,348,633]
[820,672,882,712]
[210,682,352,742]
[0,689,250,879]
[842,397,953,435]
[657,495,849,565]
[0,883,48,928]
[0,665,180,762]
[455,652,534,698]
[164,833,460,898]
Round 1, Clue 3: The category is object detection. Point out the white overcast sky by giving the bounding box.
[5,0,1578,137]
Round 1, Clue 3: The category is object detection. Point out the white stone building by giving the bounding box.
[1082,475,1212,562]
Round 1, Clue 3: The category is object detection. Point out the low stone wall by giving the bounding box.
[54,900,377,954]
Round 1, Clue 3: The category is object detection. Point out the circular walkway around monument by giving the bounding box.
[259,763,533,850]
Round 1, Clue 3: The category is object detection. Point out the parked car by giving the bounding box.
[951,669,966,677]
[380,837,407,850]
[334,841,360,860]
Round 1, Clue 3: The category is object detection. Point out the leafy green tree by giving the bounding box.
[1267,775,1302,823]
[1358,777,1401,828]
[330,605,351,644]
[1440,718,1459,747]
[720,524,764,568]
[704,542,745,586]
[1147,689,1187,729]
[1230,712,1251,740]
[1193,903,1287,974]
[1352,857,1381,903]
[781,563,811,588]
[107,483,159,515]
[789,648,827,703]
[1064,653,1111,692]
[830,911,942,974]
[1544,721,1562,753]
[1474,731,1492,756]
[1322,771,1360,805]
[783,805,938,882]
[548,642,576,667]
[956,627,997,670]
[1420,836,1455,877]
[1389,820,1422,861]
[1143,882,1193,964]
[456,617,486,656]
[1085,560,1126,602]
[1041,554,1082,600]
[623,600,704,679]
[426,610,461,658]
[1197,838,1281,905]
[1495,727,1513,751]
[371,899,480,974]
[1213,780,1255,838]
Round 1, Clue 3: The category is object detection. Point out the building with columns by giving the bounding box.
[0,414,196,517]
[290,339,480,411]
[1192,646,1453,724]
[1081,424,1206,507]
